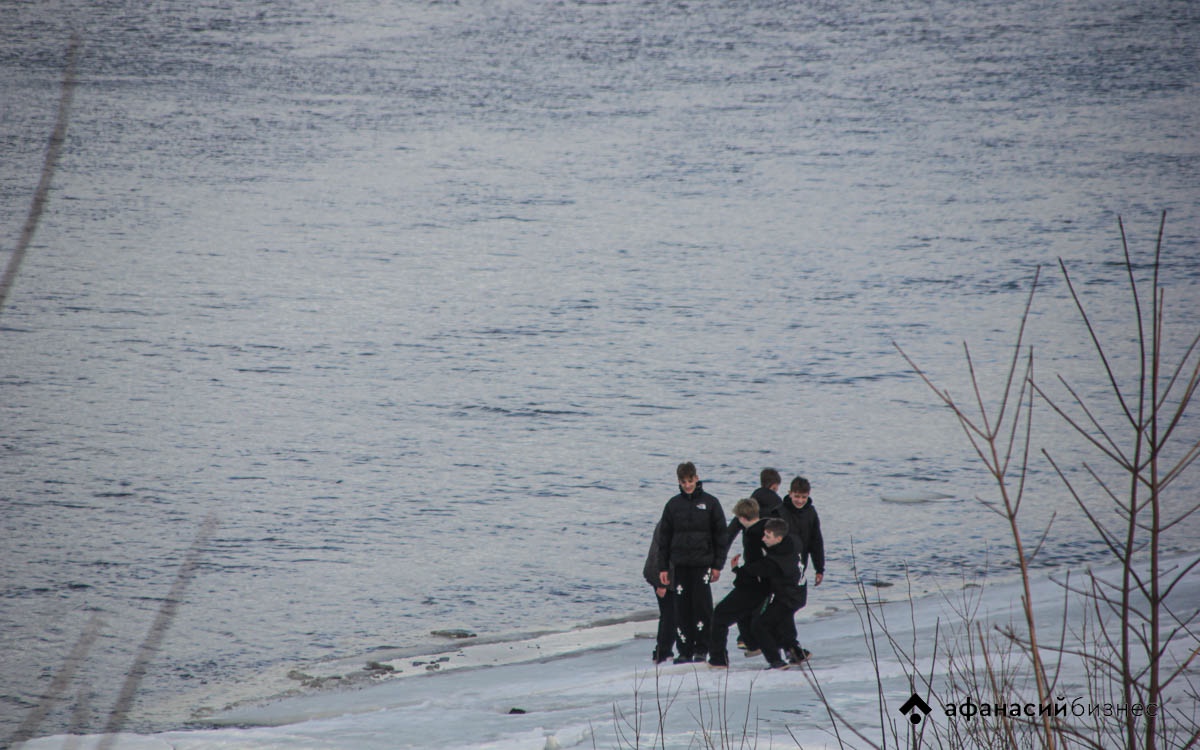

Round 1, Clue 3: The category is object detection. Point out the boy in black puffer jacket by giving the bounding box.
[656,461,728,664]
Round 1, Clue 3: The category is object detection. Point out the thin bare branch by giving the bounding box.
[1160,556,1200,601]
[1026,512,1058,565]
[991,265,1042,435]
[1118,216,1150,416]
[965,341,995,441]
[1034,377,1131,469]
[979,625,1022,749]
[1057,258,1136,426]
[1080,461,1132,519]
[1043,452,1122,557]
[1151,324,1200,420]
[8,614,104,747]
[0,36,80,316]
[1158,443,1200,497]
[1159,645,1200,693]
[99,514,219,747]
[794,664,880,750]
[1012,355,1037,512]
[1047,572,1072,696]
[894,342,990,440]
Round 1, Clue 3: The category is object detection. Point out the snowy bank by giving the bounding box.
[17,558,1199,750]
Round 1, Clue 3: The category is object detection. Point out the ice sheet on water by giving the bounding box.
[18,557,1199,750]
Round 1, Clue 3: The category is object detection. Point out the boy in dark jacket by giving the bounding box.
[751,467,784,519]
[643,521,679,664]
[735,518,805,670]
[778,475,825,664]
[707,498,769,668]
[724,470,783,566]
[656,462,728,664]
[724,468,783,653]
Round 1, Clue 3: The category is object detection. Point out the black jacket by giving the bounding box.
[735,518,768,564]
[728,519,770,593]
[726,487,783,550]
[751,487,784,518]
[780,497,825,575]
[656,481,728,572]
[642,521,672,587]
[737,535,804,609]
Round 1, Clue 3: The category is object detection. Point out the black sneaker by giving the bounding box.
[743,648,762,658]
[652,649,673,664]
[787,647,812,665]
[708,651,729,668]
[766,660,790,670]
[673,654,697,665]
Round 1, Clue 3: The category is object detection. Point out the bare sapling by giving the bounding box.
[890,212,1200,749]
[1029,213,1200,749]
[797,214,1198,750]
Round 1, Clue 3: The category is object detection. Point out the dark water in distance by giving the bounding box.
[2,0,1198,738]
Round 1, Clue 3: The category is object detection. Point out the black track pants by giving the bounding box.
[708,586,767,657]
[672,565,714,657]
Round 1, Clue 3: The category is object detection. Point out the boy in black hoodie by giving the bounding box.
[751,467,784,518]
[735,518,805,670]
[656,462,728,664]
[778,475,825,664]
[724,468,784,653]
[707,498,769,668]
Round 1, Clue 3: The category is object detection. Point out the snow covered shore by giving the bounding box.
[18,559,1198,750]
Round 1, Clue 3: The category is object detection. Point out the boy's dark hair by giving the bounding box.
[760,467,781,488]
[764,518,789,537]
[732,497,760,520]
[677,462,698,481]
[790,476,810,494]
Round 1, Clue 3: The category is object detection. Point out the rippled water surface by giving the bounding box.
[2,0,1198,739]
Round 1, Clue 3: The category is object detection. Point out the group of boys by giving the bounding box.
[642,462,825,671]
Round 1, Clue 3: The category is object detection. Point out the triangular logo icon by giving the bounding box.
[899,693,932,724]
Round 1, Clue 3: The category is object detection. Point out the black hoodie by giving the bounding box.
[736,535,804,609]
[728,518,770,594]
[726,486,784,551]
[780,497,825,576]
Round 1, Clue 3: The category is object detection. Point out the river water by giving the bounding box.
[2,0,1198,740]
